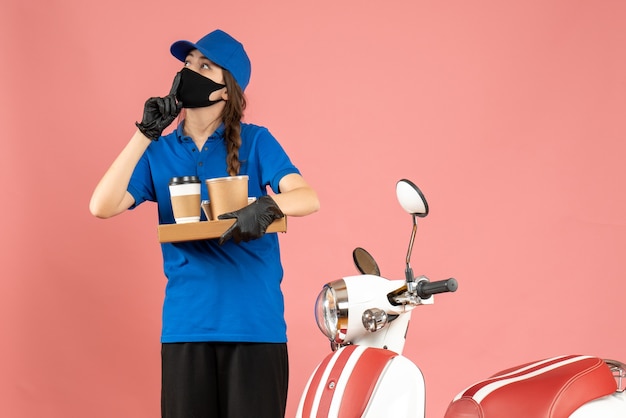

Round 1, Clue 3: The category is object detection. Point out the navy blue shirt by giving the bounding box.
[128,121,300,343]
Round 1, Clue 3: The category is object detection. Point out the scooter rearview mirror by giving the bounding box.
[352,247,381,276]
[395,179,429,285]
[396,179,429,217]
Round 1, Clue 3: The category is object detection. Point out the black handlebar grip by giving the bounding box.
[417,278,458,299]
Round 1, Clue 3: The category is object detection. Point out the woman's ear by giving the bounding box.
[221,89,228,101]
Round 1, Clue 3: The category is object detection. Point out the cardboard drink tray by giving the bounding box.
[158,217,287,243]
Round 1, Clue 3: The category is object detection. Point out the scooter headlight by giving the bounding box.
[314,280,349,344]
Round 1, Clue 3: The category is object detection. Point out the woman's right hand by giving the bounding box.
[135,72,183,140]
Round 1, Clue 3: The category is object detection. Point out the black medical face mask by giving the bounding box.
[176,67,226,109]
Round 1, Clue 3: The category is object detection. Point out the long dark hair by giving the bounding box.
[221,70,247,176]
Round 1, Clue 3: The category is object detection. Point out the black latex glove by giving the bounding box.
[218,195,284,245]
[135,72,183,141]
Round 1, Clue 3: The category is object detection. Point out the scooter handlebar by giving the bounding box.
[417,278,458,299]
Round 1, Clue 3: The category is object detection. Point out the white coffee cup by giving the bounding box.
[169,176,201,223]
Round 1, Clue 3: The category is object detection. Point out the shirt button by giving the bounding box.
[198,162,203,166]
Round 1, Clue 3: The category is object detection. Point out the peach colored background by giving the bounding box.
[1,0,625,417]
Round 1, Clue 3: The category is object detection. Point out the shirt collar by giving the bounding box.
[175,120,226,143]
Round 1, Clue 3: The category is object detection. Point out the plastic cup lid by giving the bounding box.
[169,175,200,185]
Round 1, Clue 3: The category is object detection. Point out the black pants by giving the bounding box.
[161,342,288,418]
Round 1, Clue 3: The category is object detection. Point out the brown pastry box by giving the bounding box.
[157,217,287,243]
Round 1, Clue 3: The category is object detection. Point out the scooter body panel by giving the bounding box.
[362,354,426,418]
[570,391,626,417]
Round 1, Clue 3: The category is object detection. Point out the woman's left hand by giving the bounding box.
[218,196,284,245]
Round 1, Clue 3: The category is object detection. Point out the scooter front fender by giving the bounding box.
[296,345,426,418]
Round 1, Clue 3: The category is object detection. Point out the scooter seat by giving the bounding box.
[444,355,616,418]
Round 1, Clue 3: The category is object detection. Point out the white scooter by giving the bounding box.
[296,179,626,417]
